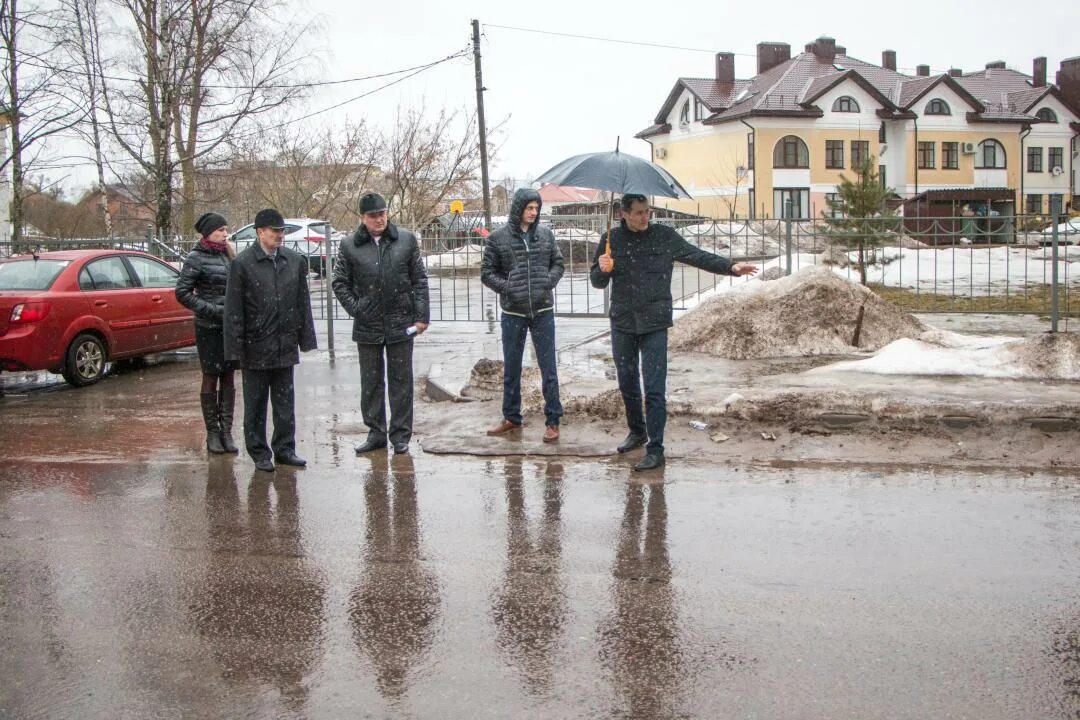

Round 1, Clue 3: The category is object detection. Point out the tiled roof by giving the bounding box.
[896,76,941,108]
[955,68,1033,103]
[537,185,602,204]
[634,123,671,139]
[681,78,752,109]
[646,41,1069,134]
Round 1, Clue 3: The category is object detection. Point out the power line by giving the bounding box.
[25,48,470,174]
[19,48,470,91]
[483,23,757,57]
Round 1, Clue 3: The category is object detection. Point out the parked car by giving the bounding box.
[229,218,339,275]
[1038,217,1080,246]
[0,250,195,387]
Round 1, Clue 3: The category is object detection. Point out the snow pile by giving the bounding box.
[462,358,541,399]
[817,331,1080,380]
[825,245,1079,291]
[669,265,926,358]
[424,243,485,271]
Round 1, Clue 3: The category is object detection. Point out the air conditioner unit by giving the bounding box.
[1051,165,1064,177]
[655,147,667,159]
[961,142,977,154]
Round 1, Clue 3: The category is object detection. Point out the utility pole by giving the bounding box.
[472,19,492,228]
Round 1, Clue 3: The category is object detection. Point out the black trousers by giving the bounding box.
[611,328,668,456]
[358,340,414,445]
[242,366,296,461]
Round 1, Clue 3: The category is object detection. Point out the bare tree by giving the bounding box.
[383,104,482,232]
[1,0,85,245]
[97,0,313,239]
[214,119,384,228]
[56,0,112,236]
[707,145,748,220]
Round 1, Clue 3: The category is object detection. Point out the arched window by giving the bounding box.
[832,96,860,112]
[925,99,951,115]
[1035,107,1058,123]
[976,139,1006,169]
[773,135,809,168]
[679,100,690,125]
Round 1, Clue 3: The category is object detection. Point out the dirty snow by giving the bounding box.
[670,265,926,358]
[424,243,485,271]
[817,331,1080,380]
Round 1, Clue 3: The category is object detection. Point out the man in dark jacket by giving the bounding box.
[481,188,565,442]
[333,193,430,455]
[590,194,758,471]
[224,208,318,472]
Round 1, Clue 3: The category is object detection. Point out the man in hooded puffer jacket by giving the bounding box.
[481,188,565,442]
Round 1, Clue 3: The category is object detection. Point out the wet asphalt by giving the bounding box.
[2,354,1080,719]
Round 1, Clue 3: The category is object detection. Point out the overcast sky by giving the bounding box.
[53,0,1080,194]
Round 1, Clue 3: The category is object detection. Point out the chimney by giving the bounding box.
[1033,56,1047,87]
[756,42,791,74]
[810,36,837,62]
[948,67,963,77]
[715,52,735,84]
[1057,57,1080,114]
[916,64,930,77]
[882,50,897,71]
[985,61,1006,70]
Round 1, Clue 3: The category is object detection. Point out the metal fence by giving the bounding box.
[4,213,1077,328]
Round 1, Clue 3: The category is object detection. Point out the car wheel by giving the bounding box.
[62,333,107,387]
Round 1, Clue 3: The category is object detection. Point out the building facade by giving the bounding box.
[637,38,1080,219]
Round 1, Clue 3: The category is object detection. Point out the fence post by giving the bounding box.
[784,199,793,276]
[1051,219,1059,333]
[322,222,335,355]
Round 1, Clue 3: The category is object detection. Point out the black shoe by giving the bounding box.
[217,388,240,454]
[275,452,307,467]
[617,433,647,454]
[355,439,387,454]
[393,442,410,455]
[633,453,665,472]
[201,393,227,454]
[254,457,275,472]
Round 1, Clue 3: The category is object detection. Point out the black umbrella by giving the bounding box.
[533,142,692,200]
[534,139,691,257]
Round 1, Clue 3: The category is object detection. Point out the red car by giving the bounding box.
[0,249,196,387]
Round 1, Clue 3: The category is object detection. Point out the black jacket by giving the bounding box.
[175,244,230,329]
[332,221,430,345]
[481,188,564,317]
[223,243,317,369]
[590,221,734,334]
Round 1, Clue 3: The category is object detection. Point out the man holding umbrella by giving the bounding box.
[590,194,758,471]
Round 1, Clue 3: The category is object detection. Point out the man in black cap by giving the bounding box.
[224,207,318,472]
[333,192,430,455]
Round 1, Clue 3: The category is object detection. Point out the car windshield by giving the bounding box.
[0,259,70,290]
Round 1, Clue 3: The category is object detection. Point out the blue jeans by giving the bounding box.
[501,312,563,427]
[611,328,668,455]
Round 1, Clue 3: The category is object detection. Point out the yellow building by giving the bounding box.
[636,37,1080,219]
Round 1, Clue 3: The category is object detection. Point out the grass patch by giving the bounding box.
[869,283,1080,317]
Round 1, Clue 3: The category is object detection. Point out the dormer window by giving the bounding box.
[679,100,690,126]
[1035,108,1058,123]
[925,99,951,116]
[832,96,860,113]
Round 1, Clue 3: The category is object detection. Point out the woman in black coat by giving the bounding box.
[175,212,238,455]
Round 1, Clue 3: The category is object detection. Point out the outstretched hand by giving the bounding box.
[731,262,758,276]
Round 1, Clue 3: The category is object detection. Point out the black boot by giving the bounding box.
[201,393,227,454]
[217,387,240,454]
